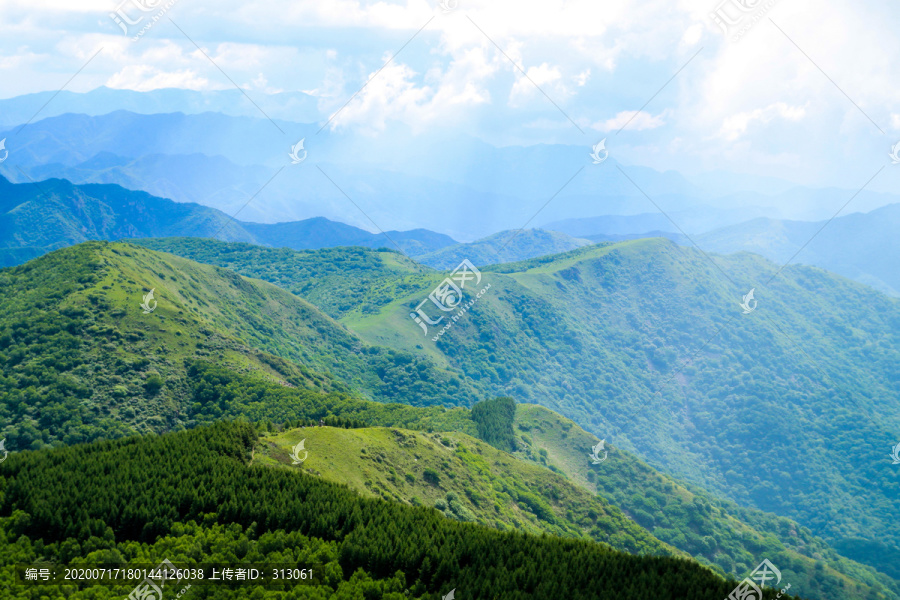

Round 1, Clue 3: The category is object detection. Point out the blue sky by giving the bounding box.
[1,0,899,194]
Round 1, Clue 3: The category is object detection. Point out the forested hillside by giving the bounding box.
[134,237,433,320]
[0,422,803,600]
[511,404,899,599]
[0,241,480,448]
[176,361,900,598]
[131,236,900,581]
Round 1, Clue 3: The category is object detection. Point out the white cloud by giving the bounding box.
[3,0,900,189]
[325,47,494,133]
[717,102,807,141]
[575,69,590,86]
[508,63,566,107]
[105,64,211,91]
[592,110,667,133]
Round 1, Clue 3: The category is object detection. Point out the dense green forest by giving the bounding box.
[0,241,484,450]
[0,421,802,600]
[511,404,900,600]
[149,360,900,599]
[470,396,517,451]
[132,236,900,578]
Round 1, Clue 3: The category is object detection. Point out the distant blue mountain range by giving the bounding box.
[4,104,898,239]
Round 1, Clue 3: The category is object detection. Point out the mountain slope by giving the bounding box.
[0,175,456,266]
[255,424,677,558]
[188,361,900,599]
[242,217,455,255]
[0,421,801,600]
[414,228,593,270]
[353,238,900,577]
[693,204,900,296]
[0,238,894,599]
[512,403,899,599]
[254,415,897,600]
[141,235,900,580]
[133,238,442,320]
[546,204,900,297]
[0,241,484,448]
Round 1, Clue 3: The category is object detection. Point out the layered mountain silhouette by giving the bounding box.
[0,175,456,266]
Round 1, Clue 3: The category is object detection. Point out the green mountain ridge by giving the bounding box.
[131,236,900,582]
[413,229,592,270]
[0,240,894,598]
[0,421,802,600]
[254,424,677,558]
[186,360,900,599]
[0,241,484,448]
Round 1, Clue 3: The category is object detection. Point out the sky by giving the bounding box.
[1,0,899,194]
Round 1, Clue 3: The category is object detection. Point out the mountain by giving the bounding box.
[544,209,769,237]
[1,239,895,598]
[692,204,900,296]
[257,417,676,558]
[0,85,321,128]
[258,398,897,599]
[512,404,898,595]
[134,235,900,583]
[0,111,532,234]
[584,230,687,244]
[6,107,899,236]
[549,204,900,297]
[0,240,492,450]
[0,174,252,265]
[0,175,456,266]
[242,218,455,255]
[413,229,593,270]
[0,421,804,600]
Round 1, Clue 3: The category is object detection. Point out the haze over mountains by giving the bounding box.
[3,89,899,240]
[3,169,899,298]
[2,86,900,599]
[546,205,900,296]
[0,174,458,266]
